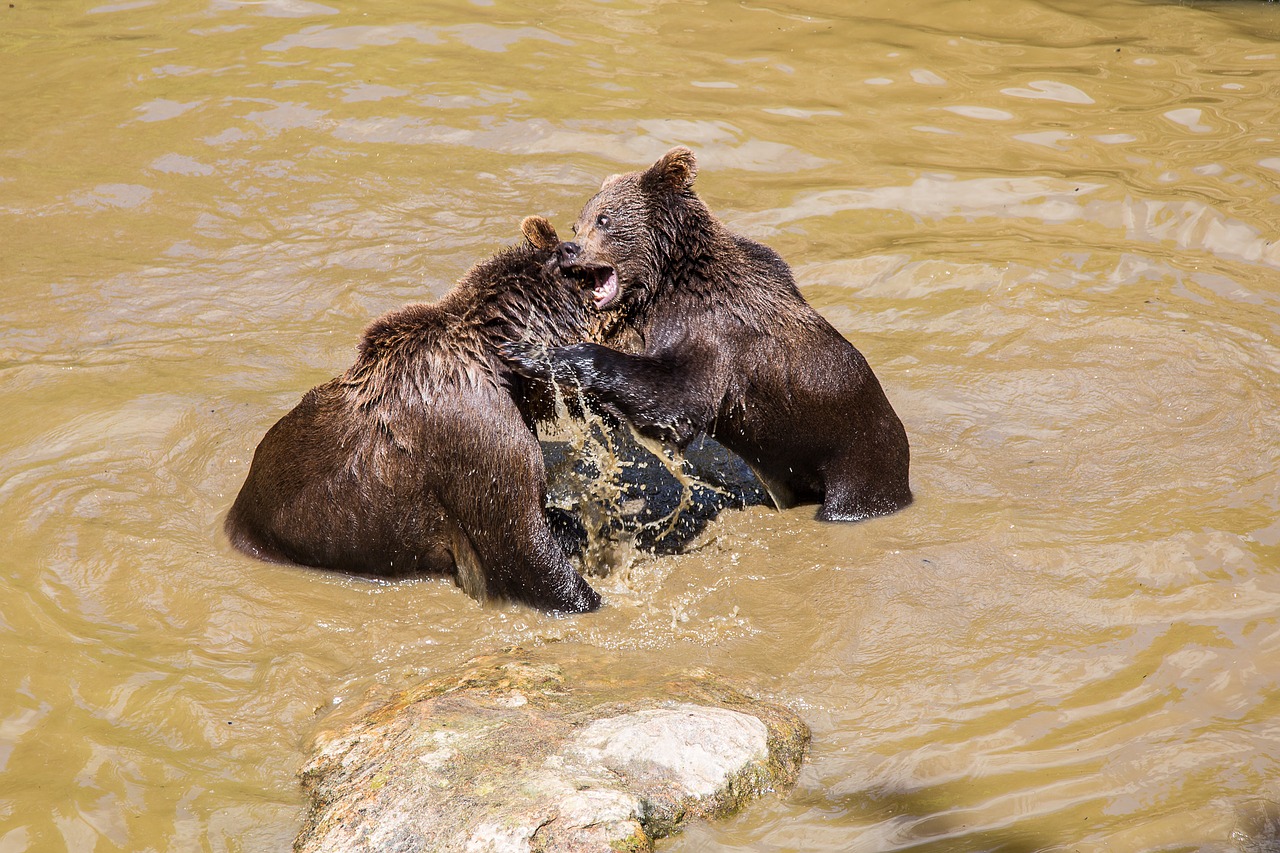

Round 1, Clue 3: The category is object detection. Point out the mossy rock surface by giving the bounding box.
[295,649,809,852]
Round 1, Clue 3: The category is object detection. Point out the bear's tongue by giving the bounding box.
[593,269,619,309]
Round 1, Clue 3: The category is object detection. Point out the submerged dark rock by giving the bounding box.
[543,426,771,560]
[295,650,809,852]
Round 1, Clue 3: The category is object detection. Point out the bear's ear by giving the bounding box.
[648,146,697,191]
[520,215,559,250]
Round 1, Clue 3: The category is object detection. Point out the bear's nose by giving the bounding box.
[557,241,581,266]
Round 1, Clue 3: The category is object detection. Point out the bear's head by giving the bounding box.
[519,214,571,280]
[560,146,704,313]
[505,215,601,350]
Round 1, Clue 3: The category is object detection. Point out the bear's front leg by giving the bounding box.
[540,343,712,447]
[499,340,553,381]
[501,341,626,394]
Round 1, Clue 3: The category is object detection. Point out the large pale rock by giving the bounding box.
[295,650,809,852]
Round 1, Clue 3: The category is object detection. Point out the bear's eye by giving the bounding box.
[595,214,610,230]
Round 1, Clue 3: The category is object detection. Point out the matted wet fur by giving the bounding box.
[506,148,912,522]
[225,217,601,614]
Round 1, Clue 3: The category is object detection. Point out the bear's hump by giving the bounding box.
[358,303,447,355]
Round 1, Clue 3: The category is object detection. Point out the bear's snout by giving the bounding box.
[556,241,582,267]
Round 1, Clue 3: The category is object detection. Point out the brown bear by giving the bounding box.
[225,216,602,613]
[505,148,912,522]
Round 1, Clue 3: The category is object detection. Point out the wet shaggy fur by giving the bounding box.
[225,217,601,614]
[508,148,912,522]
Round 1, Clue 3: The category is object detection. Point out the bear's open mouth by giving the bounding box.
[589,267,619,309]
[565,264,620,309]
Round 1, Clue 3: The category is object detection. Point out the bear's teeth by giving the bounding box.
[593,270,619,308]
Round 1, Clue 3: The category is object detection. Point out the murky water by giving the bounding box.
[3,0,1279,849]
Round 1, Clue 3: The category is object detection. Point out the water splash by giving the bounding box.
[535,362,768,581]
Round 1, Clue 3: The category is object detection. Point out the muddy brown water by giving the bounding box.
[3,0,1280,850]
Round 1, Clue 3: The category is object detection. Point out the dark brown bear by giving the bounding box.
[507,148,912,522]
[225,216,601,613]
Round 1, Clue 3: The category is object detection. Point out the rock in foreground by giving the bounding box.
[295,651,809,852]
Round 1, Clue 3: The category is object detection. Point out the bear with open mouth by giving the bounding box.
[505,147,912,523]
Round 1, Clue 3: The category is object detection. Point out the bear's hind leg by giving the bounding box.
[435,425,601,613]
[447,509,598,613]
[817,464,913,524]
